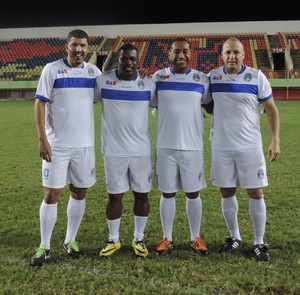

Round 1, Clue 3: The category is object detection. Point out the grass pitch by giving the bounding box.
[0,100,299,295]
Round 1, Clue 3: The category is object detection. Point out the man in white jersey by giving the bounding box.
[151,37,213,256]
[95,43,156,257]
[208,37,280,262]
[30,29,102,267]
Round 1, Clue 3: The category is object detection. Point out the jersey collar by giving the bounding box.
[223,65,246,75]
[169,67,192,75]
[63,58,85,69]
[115,69,138,81]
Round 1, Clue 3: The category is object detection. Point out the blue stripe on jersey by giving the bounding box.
[35,94,49,102]
[211,83,258,94]
[101,88,151,101]
[259,93,273,102]
[54,77,95,88]
[156,81,205,94]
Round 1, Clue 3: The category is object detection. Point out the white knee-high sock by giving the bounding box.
[160,195,176,241]
[221,195,242,240]
[107,218,121,242]
[40,200,57,249]
[249,197,266,245]
[134,216,148,241]
[65,197,85,244]
[186,195,202,241]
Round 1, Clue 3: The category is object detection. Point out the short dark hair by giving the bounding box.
[118,43,138,55]
[170,37,190,49]
[67,29,90,44]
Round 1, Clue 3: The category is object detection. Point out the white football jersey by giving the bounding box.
[208,65,273,150]
[151,67,212,151]
[35,58,102,148]
[95,70,156,156]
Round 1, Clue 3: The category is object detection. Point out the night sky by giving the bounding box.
[1,1,299,29]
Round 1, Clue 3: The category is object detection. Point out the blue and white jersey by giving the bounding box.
[151,67,212,151]
[35,58,102,148]
[208,65,273,150]
[95,69,156,156]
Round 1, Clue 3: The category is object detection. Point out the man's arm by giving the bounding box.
[35,99,52,162]
[263,98,280,162]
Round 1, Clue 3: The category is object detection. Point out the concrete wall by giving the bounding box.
[0,20,300,38]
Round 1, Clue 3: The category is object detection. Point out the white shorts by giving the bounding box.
[210,148,268,189]
[103,155,152,194]
[42,146,96,189]
[154,148,207,193]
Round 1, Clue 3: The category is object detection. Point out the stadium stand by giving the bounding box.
[0,32,300,100]
[2,32,297,81]
[0,36,104,81]
[112,33,268,73]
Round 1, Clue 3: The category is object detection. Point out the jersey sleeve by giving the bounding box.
[35,63,55,102]
[257,70,273,102]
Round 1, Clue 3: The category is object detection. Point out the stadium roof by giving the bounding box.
[1,0,299,29]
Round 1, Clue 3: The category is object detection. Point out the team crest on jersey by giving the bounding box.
[88,68,95,76]
[212,75,222,80]
[244,73,252,82]
[106,80,116,86]
[193,73,201,81]
[148,173,152,183]
[138,80,145,89]
[257,169,264,179]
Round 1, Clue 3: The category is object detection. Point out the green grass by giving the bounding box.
[0,100,299,295]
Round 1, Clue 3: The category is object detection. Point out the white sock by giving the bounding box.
[222,195,242,240]
[186,195,202,241]
[107,218,121,242]
[64,197,85,244]
[160,195,176,241]
[133,216,148,241]
[249,197,266,245]
[40,200,57,249]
